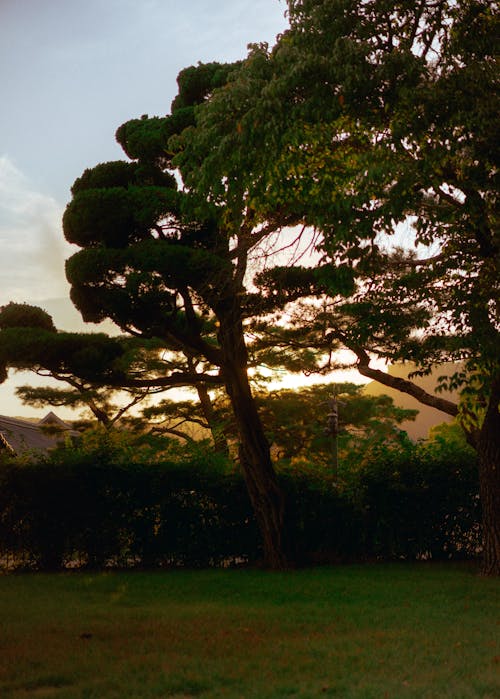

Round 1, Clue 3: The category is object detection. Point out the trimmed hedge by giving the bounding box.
[0,444,480,570]
[0,457,257,570]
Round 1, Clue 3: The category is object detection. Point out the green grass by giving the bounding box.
[0,563,498,698]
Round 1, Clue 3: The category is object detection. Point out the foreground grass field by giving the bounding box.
[0,563,498,698]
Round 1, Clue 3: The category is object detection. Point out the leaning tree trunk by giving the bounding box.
[225,361,289,569]
[217,304,289,569]
[477,379,500,576]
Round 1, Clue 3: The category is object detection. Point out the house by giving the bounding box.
[0,412,76,456]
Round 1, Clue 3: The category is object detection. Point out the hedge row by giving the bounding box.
[0,447,481,570]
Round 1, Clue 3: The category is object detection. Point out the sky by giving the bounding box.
[0,0,289,417]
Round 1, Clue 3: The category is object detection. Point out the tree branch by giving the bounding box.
[111,371,224,390]
[354,346,458,417]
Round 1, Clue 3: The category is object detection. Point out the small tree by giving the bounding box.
[0,302,169,427]
[255,383,417,471]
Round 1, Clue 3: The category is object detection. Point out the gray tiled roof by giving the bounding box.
[0,414,74,455]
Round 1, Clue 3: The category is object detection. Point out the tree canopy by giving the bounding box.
[166,0,500,573]
[174,1,498,398]
[0,302,172,426]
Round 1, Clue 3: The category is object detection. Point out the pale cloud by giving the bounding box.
[0,157,116,418]
[0,156,74,304]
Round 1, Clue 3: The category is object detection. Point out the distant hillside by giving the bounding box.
[363,363,460,440]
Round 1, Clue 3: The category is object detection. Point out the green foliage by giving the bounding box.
[426,420,476,455]
[173,0,499,423]
[72,160,137,192]
[0,428,479,570]
[71,160,177,194]
[173,62,241,110]
[15,385,95,409]
[63,186,178,248]
[0,302,56,332]
[0,446,255,571]
[62,100,235,363]
[0,326,125,383]
[0,306,170,425]
[256,383,416,468]
[115,116,172,164]
[350,440,480,561]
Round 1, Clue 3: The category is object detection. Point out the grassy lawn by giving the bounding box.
[0,563,498,698]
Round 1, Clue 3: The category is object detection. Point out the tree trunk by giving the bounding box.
[196,383,230,457]
[477,380,500,576]
[354,348,500,575]
[227,362,288,569]
[217,303,289,569]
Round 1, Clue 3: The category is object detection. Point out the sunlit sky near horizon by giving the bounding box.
[0,0,293,417]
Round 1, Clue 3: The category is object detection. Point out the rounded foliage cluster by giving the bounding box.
[0,303,56,332]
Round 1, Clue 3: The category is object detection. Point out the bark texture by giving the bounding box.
[477,379,500,576]
[196,382,229,457]
[218,301,289,569]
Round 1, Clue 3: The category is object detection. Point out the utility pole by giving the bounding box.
[326,394,339,477]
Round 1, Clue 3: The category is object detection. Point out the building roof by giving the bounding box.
[0,413,75,455]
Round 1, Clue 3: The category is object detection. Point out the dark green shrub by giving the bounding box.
[0,449,259,570]
[347,439,480,560]
[0,432,480,570]
[279,465,364,563]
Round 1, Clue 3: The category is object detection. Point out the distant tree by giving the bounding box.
[426,421,476,456]
[139,389,230,454]
[0,302,232,451]
[13,385,147,429]
[0,302,165,426]
[255,383,416,470]
[0,303,56,333]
